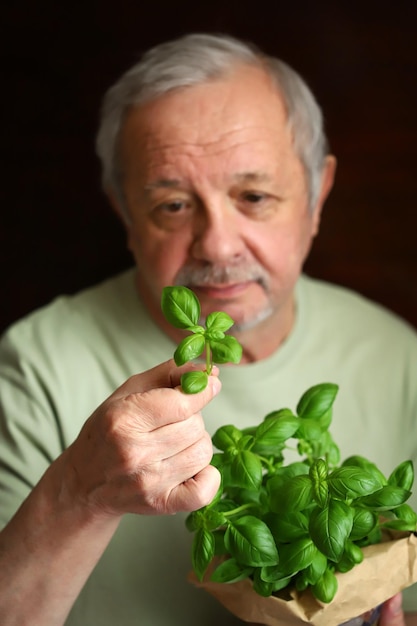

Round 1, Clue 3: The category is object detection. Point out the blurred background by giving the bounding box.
[2,0,417,333]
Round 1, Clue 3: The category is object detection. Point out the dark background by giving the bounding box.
[2,1,417,334]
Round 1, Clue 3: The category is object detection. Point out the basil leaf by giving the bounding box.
[342,455,387,486]
[210,558,253,583]
[310,459,329,508]
[206,311,235,333]
[268,474,313,513]
[212,424,242,451]
[210,335,243,364]
[381,518,417,532]
[180,370,208,394]
[173,334,205,366]
[265,510,309,543]
[309,500,353,561]
[252,568,274,597]
[356,485,411,511]
[303,550,328,584]
[192,528,215,581]
[312,568,338,603]
[296,383,339,420]
[225,516,279,567]
[230,451,263,489]
[277,538,317,575]
[253,414,300,455]
[266,462,309,489]
[297,418,323,442]
[393,503,417,525]
[161,286,200,329]
[343,539,363,565]
[349,508,378,540]
[328,466,384,499]
[388,460,414,491]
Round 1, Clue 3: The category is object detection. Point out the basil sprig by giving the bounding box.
[161,286,242,393]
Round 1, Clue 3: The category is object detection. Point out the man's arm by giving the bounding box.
[0,360,221,626]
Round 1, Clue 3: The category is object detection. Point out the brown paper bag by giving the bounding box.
[190,532,417,626]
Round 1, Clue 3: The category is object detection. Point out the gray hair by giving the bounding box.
[96,33,329,212]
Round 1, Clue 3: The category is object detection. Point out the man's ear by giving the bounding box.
[311,155,337,236]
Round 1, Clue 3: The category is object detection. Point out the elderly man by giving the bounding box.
[0,33,416,625]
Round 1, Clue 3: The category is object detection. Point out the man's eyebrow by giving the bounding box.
[233,172,272,184]
[144,179,183,191]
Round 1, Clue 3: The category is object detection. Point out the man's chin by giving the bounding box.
[203,305,274,334]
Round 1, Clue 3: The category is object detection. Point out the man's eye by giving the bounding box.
[161,200,185,213]
[243,192,266,203]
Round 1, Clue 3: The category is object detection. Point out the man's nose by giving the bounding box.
[191,202,245,264]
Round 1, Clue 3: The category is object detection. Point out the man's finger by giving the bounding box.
[168,464,222,512]
[379,594,405,626]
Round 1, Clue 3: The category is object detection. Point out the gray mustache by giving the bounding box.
[175,264,269,289]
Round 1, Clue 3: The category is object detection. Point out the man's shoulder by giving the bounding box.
[299,274,417,341]
[0,268,141,355]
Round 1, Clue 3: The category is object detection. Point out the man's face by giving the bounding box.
[116,65,331,351]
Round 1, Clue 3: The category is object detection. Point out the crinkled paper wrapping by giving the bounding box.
[189,532,417,626]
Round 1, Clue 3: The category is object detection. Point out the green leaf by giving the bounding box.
[393,503,417,525]
[349,508,378,540]
[381,518,417,532]
[328,466,384,500]
[212,425,242,451]
[297,418,323,442]
[271,574,294,592]
[230,451,263,489]
[277,538,317,576]
[356,485,412,511]
[265,511,309,543]
[192,528,215,581]
[312,568,338,603]
[204,509,227,531]
[252,568,274,596]
[180,370,208,394]
[309,500,353,561]
[173,334,206,366]
[268,474,313,513]
[388,460,414,491]
[206,311,235,333]
[210,558,253,583]
[185,509,205,532]
[303,550,328,584]
[296,383,339,420]
[342,455,387,486]
[161,286,201,329]
[310,459,329,508]
[343,540,363,565]
[224,516,279,567]
[253,414,300,455]
[267,463,309,489]
[210,335,243,364]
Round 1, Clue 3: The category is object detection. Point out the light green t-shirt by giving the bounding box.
[0,268,416,622]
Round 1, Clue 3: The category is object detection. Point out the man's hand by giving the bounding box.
[62,358,222,517]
